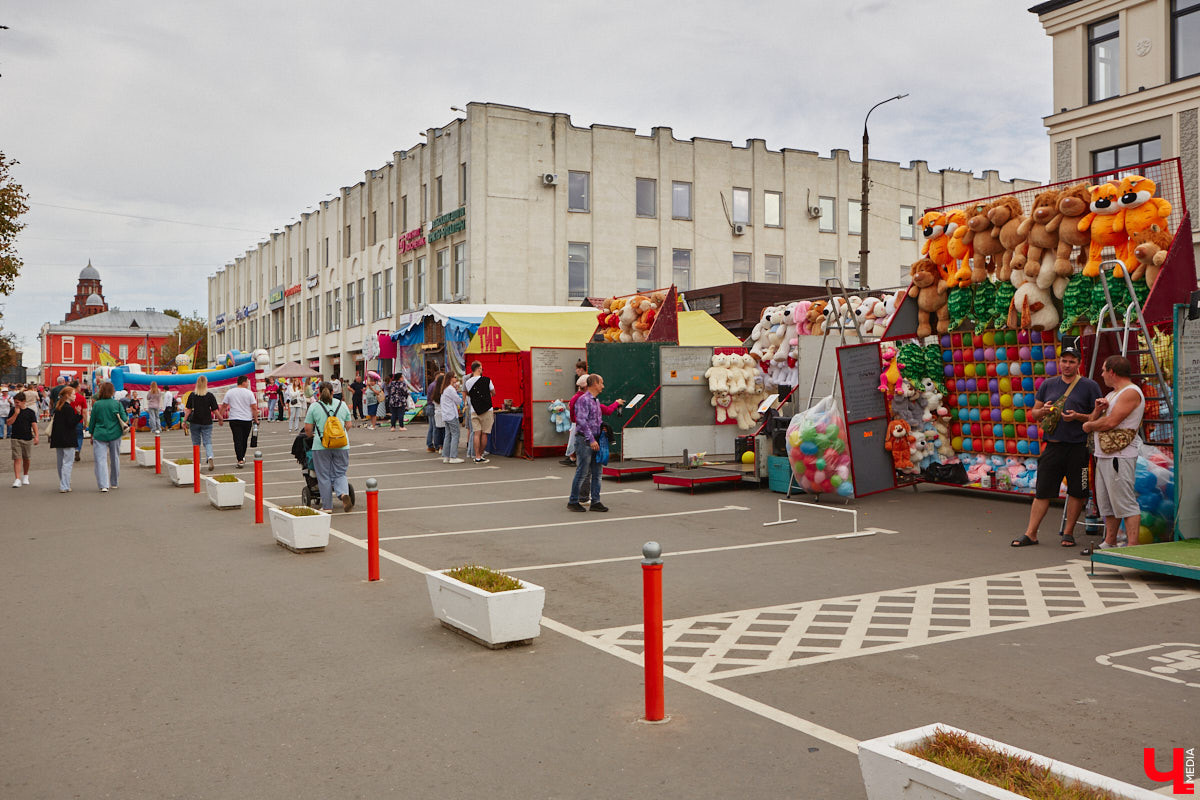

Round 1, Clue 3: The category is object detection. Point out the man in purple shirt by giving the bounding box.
[567,374,622,512]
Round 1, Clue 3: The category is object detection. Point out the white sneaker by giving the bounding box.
[442,457,449,463]
[11,479,20,488]
[22,475,29,485]
[447,457,465,464]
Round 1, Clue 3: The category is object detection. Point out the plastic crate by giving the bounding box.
[767,455,795,493]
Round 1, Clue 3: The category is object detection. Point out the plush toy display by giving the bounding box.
[1117,175,1172,246]
[1080,182,1128,277]
[711,390,733,423]
[1129,223,1173,288]
[885,418,918,474]
[958,202,1004,283]
[988,196,1027,283]
[548,399,571,433]
[1052,182,1093,276]
[1008,277,1060,332]
[1013,189,1068,290]
[705,353,733,393]
[920,211,955,283]
[944,208,974,287]
[906,257,950,337]
[807,300,828,335]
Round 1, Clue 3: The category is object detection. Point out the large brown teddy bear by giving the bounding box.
[956,202,1003,283]
[1129,223,1173,288]
[806,300,828,335]
[1052,183,1092,276]
[1013,189,1065,289]
[988,196,1027,283]
[906,257,949,338]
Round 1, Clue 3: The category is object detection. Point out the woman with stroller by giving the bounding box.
[304,381,354,512]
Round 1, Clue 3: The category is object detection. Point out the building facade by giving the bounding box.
[208,102,1039,375]
[1032,0,1200,261]
[65,260,109,322]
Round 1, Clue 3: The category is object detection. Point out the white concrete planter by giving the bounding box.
[269,507,331,551]
[135,446,157,467]
[204,476,245,509]
[425,570,545,648]
[166,460,193,486]
[118,437,131,455]
[858,723,1161,800]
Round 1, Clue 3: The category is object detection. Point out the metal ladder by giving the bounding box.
[1089,258,1175,446]
[805,278,873,409]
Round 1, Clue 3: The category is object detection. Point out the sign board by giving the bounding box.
[836,342,886,421]
[531,347,582,402]
[1175,305,1200,540]
[1176,310,1200,414]
[268,285,286,310]
[837,342,894,497]
[660,346,713,386]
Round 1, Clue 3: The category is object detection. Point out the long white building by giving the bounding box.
[208,102,1039,375]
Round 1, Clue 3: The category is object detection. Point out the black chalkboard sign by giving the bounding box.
[836,342,886,422]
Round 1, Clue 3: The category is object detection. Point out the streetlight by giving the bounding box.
[860,93,908,290]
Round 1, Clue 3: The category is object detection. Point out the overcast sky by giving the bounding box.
[0,1,1053,369]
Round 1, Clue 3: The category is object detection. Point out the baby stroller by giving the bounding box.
[291,434,356,509]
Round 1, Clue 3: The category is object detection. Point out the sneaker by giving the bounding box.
[11,479,20,488]
[588,502,609,512]
[566,502,586,512]
[447,457,465,464]
[559,458,575,466]
[427,446,437,453]
[100,487,108,493]
[110,484,118,489]
[341,493,354,512]
[1097,541,1117,549]
[237,462,245,469]
[59,488,68,493]
[208,458,215,472]
[474,457,489,464]
[442,457,449,463]
[74,452,81,462]
[22,475,29,485]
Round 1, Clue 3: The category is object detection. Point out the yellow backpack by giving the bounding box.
[318,401,349,448]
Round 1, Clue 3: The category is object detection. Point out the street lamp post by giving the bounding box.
[860,93,908,290]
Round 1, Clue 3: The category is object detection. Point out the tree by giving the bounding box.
[162,308,182,319]
[0,328,20,374]
[0,151,29,296]
[156,313,208,368]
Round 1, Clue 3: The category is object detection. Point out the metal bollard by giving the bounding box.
[154,431,162,474]
[366,478,380,581]
[642,541,665,722]
[192,444,201,493]
[130,424,136,461]
[254,451,264,524]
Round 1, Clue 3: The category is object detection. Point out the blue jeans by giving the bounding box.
[311,447,350,510]
[0,415,7,438]
[266,397,278,421]
[442,418,460,459]
[92,438,121,490]
[76,421,84,451]
[569,433,601,504]
[190,423,214,459]
[426,408,444,449]
[55,447,76,491]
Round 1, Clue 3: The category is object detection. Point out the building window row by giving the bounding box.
[1092,137,1161,173]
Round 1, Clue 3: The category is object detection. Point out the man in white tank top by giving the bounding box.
[1082,356,1145,550]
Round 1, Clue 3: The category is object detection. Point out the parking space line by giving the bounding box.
[339,488,643,516]
[378,505,750,542]
[500,527,889,573]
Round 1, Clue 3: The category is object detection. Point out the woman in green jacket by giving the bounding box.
[87,381,129,493]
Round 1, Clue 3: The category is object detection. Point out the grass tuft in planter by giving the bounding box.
[278,506,320,516]
[139,445,156,450]
[444,565,523,593]
[173,458,193,465]
[905,728,1119,800]
[213,474,241,483]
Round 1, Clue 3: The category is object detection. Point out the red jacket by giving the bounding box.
[568,390,620,423]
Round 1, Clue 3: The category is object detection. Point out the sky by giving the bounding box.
[0,1,1054,369]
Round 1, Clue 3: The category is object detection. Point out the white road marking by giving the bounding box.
[261,473,550,500]
[378,505,750,542]
[501,526,887,573]
[339,488,642,516]
[256,465,499,487]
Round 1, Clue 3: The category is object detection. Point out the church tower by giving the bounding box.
[66,260,108,321]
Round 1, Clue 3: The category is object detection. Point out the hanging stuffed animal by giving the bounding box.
[1053,182,1093,276]
[1013,189,1064,290]
[885,418,917,474]
[959,202,1004,283]
[711,390,733,423]
[944,208,973,288]
[988,195,1027,283]
[919,211,955,284]
[906,257,950,338]
[1080,182,1127,277]
[548,399,571,433]
[1129,223,1173,288]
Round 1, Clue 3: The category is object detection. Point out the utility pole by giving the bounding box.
[860,93,908,290]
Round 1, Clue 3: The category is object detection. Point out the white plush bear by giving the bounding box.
[704,353,732,393]
[618,301,639,343]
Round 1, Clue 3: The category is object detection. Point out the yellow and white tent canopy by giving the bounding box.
[465,309,739,354]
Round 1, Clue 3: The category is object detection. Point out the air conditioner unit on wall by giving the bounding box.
[542,173,559,186]
[732,223,747,236]
[807,205,823,218]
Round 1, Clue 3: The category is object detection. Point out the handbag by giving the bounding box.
[1038,376,1080,435]
[250,422,259,448]
[596,430,610,465]
[1098,428,1136,454]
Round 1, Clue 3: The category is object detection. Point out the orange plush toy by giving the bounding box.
[1117,175,1172,273]
[1079,182,1127,277]
[944,208,973,287]
[919,211,955,284]
[885,418,916,474]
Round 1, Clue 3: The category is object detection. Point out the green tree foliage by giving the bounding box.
[156,313,208,368]
[162,308,182,319]
[0,151,29,296]
[0,329,20,374]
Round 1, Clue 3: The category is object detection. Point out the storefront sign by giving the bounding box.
[247,302,259,313]
[284,283,302,298]
[215,313,226,325]
[689,295,722,315]
[308,359,320,368]
[306,275,319,290]
[428,206,466,244]
[478,325,502,353]
[268,285,286,310]
[398,227,426,254]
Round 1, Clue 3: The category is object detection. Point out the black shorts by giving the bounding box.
[1035,440,1090,499]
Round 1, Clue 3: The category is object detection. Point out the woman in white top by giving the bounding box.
[286,379,306,432]
[146,382,164,433]
[439,374,464,464]
[1082,355,1145,549]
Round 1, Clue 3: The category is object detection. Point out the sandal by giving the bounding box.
[1061,534,1076,547]
[1010,535,1039,547]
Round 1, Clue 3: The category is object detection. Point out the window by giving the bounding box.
[384,267,394,316]
[293,302,302,341]
[435,176,443,216]
[764,191,782,227]
[1173,0,1200,79]
[453,243,466,298]
[248,319,256,350]
[732,188,750,225]
[119,344,129,361]
[848,200,862,235]
[636,178,656,218]
[848,261,861,289]
[416,256,427,305]
[672,249,692,291]
[344,224,351,257]
[402,262,412,311]
[372,272,382,320]
[305,298,313,336]
[360,217,365,252]
[137,344,146,360]
[900,205,916,239]
[262,314,270,345]
[357,278,365,325]
[818,196,835,232]
[636,246,657,292]
[568,242,589,300]
[1089,17,1120,103]
[345,281,356,328]
[733,252,752,282]
[568,171,590,212]
[312,301,319,335]
[764,255,783,283]
[819,259,838,281]
[672,181,692,220]
[81,343,92,361]
[437,247,449,301]
[1092,137,1162,173]
[287,257,293,284]
[333,288,342,331]
[901,264,913,285]
[274,309,284,345]
[63,338,75,363]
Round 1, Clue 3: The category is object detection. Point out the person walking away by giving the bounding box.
[69,380,88,459]
[425,370,445,452]
[184,374,222,471]
[8,392,38,487]
[49,385,82,491]
[387,374,409,431]
[304,381,354,512]
[0,387,11,439]
[87,381,128,492]
[146,382,164,434]
[439,374,464,464]
[350,373,365,420]
[366,376,385,429]
[263,380,279,424]
[464,361,494,464]
[1010,346,1102,548]
[221,375,258,468]
[1082,356,1146,551]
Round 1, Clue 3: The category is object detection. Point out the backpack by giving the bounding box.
[318,400,349,448]
[467,376,493,415]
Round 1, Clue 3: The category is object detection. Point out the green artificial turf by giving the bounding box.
[1118,539,1200,567]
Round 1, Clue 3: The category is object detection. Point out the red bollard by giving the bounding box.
[192,443,201,493]
[154,431,162,474]
[642,541,665,722]
[366,478,380,581]
[254,451,264,524]
[129,424,136,461]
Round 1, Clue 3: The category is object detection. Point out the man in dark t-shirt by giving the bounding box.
[350,374,365,420]
[1011,346,1102,548]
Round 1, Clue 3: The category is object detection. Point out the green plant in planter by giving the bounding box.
[278,506,320,516]
[212,474,241,483]
[905,728,1118,800]
[445,565,523,593]
[139,445,156,450]
[173,458,193,465]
